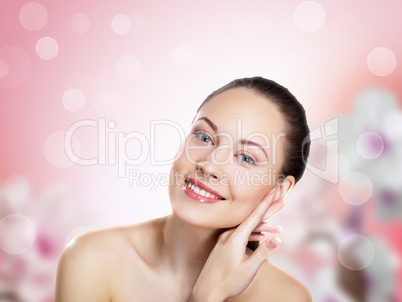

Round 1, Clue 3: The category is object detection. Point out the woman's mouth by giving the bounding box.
[183,177,226,203]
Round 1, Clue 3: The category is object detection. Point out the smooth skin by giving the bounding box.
[189,187,285,301]
[55,87,312,301]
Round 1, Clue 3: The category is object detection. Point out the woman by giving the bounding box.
[55,76,312,301]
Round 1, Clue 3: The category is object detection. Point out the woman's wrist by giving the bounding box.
[189,287,227,302]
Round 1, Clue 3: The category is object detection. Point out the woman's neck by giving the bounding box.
[157,213,225,284]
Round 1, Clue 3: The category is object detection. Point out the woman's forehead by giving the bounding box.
[196,87,286,138]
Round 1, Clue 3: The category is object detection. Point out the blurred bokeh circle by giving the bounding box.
[0,214,36,255]
[339,172,373,205]
[338,234,375,270]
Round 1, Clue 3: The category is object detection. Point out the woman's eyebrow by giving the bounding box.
[195,117,218,131]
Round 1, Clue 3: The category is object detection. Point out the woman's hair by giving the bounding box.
[195,76,311,251]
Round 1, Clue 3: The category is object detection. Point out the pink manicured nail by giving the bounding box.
[268,237,281,249]
[274,225,283,232]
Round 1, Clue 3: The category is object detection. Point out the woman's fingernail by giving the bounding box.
[268,188,276,196]
[268,237,281,249]
[275,225,283,232]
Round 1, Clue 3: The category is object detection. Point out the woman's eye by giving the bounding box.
[195,131,212,144]
[239,154,255,165]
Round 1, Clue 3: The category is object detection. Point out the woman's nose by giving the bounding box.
[196,163,219,180]
[196,146,231,180]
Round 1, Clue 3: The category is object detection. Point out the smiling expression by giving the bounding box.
[168,87,288,229]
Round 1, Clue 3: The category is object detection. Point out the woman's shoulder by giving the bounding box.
[259,259,311,301]
[229,247,312,302]
[55,227,121,301]
[61,218,159,258]
[55,221,157,301]
[57,223,139,273]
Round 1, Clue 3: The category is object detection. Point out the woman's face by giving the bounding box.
[168,87,288,229]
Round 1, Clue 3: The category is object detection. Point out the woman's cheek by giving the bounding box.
[227,187,262,225]
[250,168,277,187]
[186,149,205,166]
[234,184,264,203]
[228,166,260,189]
[231,170,272,202]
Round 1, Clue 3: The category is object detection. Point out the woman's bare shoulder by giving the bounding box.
[258,259,311,301]
[65,225,129,252]
[62,217,161,260]
[230,248,312,302]
[55,221,157,301]
[69,215,162,247]
[55,227,120,301]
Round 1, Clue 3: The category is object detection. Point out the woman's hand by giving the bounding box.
[190,188,284,302]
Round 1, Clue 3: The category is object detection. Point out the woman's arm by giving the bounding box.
[55,233,111,302]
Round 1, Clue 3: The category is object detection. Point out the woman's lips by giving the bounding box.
[183,177,226,203]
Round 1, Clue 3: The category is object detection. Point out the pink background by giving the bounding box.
[1,0,401,301]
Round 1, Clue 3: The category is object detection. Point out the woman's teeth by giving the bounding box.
[185,180,221,199]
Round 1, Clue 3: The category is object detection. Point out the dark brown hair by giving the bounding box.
[196,76,311,251]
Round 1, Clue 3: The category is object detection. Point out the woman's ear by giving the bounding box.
[262,175,295,221]
[273,175,295,202]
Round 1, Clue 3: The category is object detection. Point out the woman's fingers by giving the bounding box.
[262,197,286,221]
[252,222,283,233]
[191,187,282,300]
[235,187,277,240]
[247,236,282,270]
[248,233,265,241]
[248,224,282,242]
[247,222,283,241]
